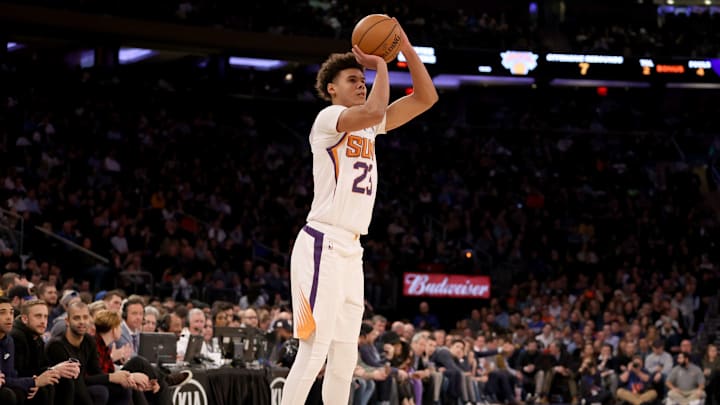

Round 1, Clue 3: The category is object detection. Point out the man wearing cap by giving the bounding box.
[269,319,294,365]
[646,338,674,394]
[7,286,36,315]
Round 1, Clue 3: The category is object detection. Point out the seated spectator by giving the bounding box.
[413,301,440,331]
[615,354,658,405]
[10,299,81,405]
[94,309,189,405]
[539,341,578,404]
[578,358,613,405]
[666,352,705,405]
[646,338,673,396]
[142,306,159,333]
[176,308,205,361]
[702,344,719,405]
[116,297,144,358]
[46,301,134,405]
[517,339,545,402]
[0,296,63,405]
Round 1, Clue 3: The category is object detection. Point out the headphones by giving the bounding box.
[158,313,171,332]
[121,299,128,320]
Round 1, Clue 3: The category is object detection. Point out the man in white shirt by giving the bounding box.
[176,308,205,361]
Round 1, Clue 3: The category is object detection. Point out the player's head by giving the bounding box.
[316,52,365,106]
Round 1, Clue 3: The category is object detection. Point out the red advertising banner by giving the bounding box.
[403,273,491,298]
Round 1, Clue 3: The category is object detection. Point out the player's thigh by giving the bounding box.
[333,252,364,343]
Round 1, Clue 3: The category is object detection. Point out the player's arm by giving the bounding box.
[336,46,390,133]
[385,18,438,132]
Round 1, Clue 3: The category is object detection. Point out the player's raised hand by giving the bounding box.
[352,45,386,70]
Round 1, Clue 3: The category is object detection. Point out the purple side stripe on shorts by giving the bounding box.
[303,225,324,310]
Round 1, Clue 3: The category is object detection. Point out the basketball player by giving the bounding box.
[281,18,438,405]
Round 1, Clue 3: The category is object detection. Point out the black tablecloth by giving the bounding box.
[172,367,272,405]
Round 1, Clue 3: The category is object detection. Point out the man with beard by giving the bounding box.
[10,299,80,405]
[666,352,705,405]
[46,301,136,405]
[0,296,62,405]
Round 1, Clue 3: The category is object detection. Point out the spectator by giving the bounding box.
[116,297,144,356]
[539,341,578,404]
[142,306,159,333]
[46,301,133,405]
[615,354,658,405]
[666,352,706,405]
[176,308,205,360]
[10,299,81,405]
[702,344,719,405]
[516,339,545,402]
[0,296,62,405]
[413,301,440,331]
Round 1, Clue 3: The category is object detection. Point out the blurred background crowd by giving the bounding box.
[0,0,719,404]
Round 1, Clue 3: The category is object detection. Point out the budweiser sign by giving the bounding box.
[403,273,491,298]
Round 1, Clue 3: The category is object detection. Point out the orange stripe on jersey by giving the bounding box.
[295,290,316,340]
[326,133,347,181]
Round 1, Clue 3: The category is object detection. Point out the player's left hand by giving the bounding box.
[390,17,411,51]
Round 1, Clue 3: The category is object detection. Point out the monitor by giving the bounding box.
[184,334,204,363]
[138,332,177,366]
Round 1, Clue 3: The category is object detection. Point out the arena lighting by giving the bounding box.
[549,79,651,88]
[364,70,413,87]
[227,56,286,70]
[478,66,493,73]
[546,53,624,64]
[6,42,22,51]
[118,48,156,64]
[398,46,436,64]
[433,74,535,88]
[80,50,95,68]
[666,82,720,89]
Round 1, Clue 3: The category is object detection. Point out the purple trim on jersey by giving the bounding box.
[326,133,347,182]
[303,225,324,310]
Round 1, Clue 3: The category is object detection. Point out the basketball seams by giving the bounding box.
[368,23,399,59]
[354,16,390,48]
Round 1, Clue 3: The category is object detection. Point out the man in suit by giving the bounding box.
[116,297,144,360]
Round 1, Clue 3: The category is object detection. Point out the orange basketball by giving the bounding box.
[351,14,402,63]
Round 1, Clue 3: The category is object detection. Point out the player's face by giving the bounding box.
[330,68,366,107]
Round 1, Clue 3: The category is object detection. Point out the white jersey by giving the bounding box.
[306,104,386,235]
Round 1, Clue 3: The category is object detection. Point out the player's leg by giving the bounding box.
[322,249,364,404]
[281,228,344,405]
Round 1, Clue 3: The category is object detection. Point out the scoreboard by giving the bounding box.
[390,47,720,88]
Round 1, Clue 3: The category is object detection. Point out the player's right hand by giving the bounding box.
[351,45,386,70]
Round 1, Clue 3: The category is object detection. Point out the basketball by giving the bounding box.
[351,14,402,63]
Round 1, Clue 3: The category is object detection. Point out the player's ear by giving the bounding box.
[327,83,336,97]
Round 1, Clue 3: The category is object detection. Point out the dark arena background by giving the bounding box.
[0,1,719,405]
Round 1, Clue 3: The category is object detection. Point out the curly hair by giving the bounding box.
[315,52,364,102]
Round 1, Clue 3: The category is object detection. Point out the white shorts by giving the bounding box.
[289,222,364,344]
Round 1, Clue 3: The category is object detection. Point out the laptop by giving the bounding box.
[138,332,177,366]
[184,334,204,363]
